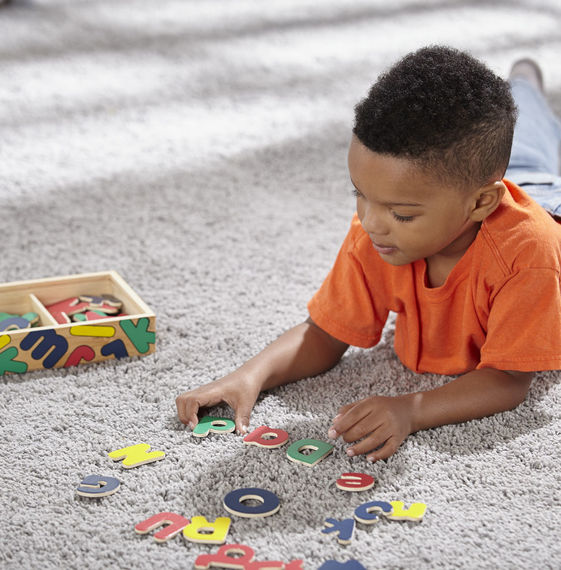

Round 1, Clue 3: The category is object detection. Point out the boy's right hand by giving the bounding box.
[175,371,261,435]
[176,319,348,437]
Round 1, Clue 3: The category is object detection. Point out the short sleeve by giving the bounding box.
[478,268,561,371]
[307,217,389,348]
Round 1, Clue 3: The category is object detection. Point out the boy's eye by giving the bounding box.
[392,212,415,223]
[351,187,363,199]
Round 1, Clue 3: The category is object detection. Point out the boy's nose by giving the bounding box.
[361,205,390,236]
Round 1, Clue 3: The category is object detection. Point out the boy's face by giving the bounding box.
[348,136,483,267]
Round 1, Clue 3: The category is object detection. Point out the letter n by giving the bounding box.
[108,443,165,468]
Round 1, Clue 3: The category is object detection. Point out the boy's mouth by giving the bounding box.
[372,242,397,255]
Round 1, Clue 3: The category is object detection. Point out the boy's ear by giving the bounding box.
[469,180,506,222]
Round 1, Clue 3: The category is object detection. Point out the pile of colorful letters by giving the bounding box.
[76,417,426,568]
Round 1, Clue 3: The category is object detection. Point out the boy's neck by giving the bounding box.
[425,222,481,288]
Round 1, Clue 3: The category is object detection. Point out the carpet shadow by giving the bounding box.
[165,363,560,467]
[3,0,545,64]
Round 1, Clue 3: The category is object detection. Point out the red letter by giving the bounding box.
[134,512,189,542]
[243,426,289,448]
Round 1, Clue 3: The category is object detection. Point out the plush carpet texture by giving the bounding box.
[1,1,561,568]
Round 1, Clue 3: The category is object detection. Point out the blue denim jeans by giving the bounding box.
[505,78,561,216]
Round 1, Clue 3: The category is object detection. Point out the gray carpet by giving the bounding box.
[2,1,561,568]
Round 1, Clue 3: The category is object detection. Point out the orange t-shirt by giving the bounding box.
[308,180,561,374]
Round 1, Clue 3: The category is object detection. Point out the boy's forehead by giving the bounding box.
[348,137,437,199]
[349,136,417,178]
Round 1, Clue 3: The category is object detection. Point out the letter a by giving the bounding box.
[286,438,333,467]
[243,426,289,448]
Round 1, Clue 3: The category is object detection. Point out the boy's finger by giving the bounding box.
[186,405,201,431]
[177,390,222,428]
[366,436,400,463]
[328,413,358,440]
[346,428,391,457]
[234,402,254,435]
[336,402,355,417]
[340,414,385,444]
[332,403,371,436]
[330,398,376,438]
[175,394,200,428]
[175,394,189,425]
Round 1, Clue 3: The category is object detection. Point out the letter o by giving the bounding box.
[223,487,280,518]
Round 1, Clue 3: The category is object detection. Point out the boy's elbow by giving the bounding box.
[504,370,533,407]
[306,316,349,362]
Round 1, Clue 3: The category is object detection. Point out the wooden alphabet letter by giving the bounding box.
[76,474,120,498]
[286,438,334,467]
[243,426,289,448]
[322,517,356,545]
[182,516,231,544]
[108,443,165,468]
[135,512,190,542]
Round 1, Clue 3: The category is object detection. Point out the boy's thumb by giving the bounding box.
[235,405,252,435]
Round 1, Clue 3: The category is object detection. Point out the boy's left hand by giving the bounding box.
[327,395,414,462]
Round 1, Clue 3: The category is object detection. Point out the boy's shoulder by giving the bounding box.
[478,179,561,276]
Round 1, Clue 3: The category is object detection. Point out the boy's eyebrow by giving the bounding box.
[350,178,424,207]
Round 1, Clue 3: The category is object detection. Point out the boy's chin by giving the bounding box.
[377,250,415,266]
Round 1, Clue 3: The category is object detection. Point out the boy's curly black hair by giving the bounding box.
[353,46,517,189]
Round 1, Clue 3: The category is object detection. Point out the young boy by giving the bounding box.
[176,46,561,462]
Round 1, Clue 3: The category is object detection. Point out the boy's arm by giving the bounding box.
[408,368,533,431]
[330,367,533,462]
[242,317,349,392]
[176,317,349,434]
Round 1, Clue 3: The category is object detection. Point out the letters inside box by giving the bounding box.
[0,271,156,375]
